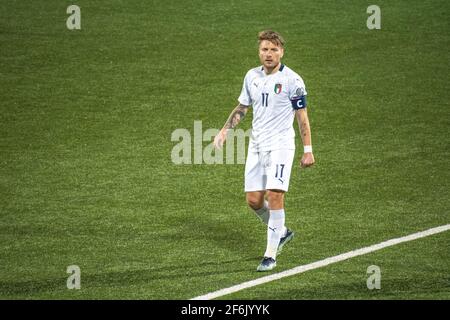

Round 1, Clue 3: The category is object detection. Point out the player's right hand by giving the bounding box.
[214,128,228,149]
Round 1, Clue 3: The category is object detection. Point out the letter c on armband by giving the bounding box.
[291,96,307,110]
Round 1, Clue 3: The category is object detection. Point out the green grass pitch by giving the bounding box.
[0,0,449,299]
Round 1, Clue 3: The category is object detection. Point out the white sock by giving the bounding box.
[264,209,285,259]
[254,200,269,224]
[281,225,287,237]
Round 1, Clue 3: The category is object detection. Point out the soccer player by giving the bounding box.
[214,30,315,271]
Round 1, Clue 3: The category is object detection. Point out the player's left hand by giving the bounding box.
[213,128,228,149]
[301,153,315,168]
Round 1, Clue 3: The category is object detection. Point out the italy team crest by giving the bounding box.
[274,83,282,94]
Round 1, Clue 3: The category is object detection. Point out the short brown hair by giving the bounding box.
[258,30,285,48]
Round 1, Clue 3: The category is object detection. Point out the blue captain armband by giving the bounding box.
[291,95,307,110]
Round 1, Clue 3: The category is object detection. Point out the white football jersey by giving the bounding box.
[238,64,307,152]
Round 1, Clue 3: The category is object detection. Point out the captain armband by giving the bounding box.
[291,95,307,110]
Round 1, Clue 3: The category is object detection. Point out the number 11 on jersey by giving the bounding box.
[261,93,269,107]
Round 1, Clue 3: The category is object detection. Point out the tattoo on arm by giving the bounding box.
[300,119,309,138]
[224,104,248,130]
[296,109,311,144]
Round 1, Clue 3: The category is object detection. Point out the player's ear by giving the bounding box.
[280,47,284,58]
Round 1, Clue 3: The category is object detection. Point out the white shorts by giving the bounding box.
[244,149,295,192]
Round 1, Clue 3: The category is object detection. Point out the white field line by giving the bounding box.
[191,224,450,300]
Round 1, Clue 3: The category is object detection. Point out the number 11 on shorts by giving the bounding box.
[275,164,285,178]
